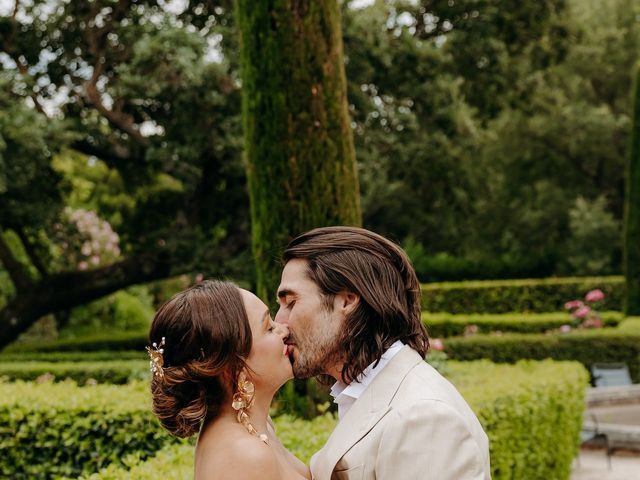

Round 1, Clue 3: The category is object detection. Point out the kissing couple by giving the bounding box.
[147,226,491,479]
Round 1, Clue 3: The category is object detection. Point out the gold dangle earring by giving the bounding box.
[231,371,268,444]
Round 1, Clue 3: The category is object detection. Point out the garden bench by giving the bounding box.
[580,413,612,470]
[591,363,632,388]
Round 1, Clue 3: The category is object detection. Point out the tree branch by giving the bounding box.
[71,138,134,167]
[0,248,175,350]
[0,231,35,292]
[82,0,148,145]
[14,228,48,278]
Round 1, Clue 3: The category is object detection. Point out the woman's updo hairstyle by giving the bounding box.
[148,280,252,438]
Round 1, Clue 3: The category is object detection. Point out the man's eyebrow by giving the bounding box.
[277,288,295,299]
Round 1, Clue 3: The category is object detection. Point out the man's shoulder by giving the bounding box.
[390,358,480,422]
[395,357,455,398]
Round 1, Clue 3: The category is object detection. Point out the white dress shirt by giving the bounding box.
[330,340,405,420]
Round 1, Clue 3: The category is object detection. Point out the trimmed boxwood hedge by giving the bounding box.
[421,276,623,313]
[0,350,144,362]
[423,311,622,338]
[82,360,587,480]
[0,380,176,479]
[0,360,148,384]
[442,325,640,383]
[2,330,148,354]
[449,360,587,480]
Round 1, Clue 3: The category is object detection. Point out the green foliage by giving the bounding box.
[405,239,555,282]
[625,63,640,315]
[566,196,621,274]
[60,287,155,337]
[0,78,69,230]
[442,328,640,383]
[0,380,177,479]
[421,276,623,313]
[448,360,588,480]
[0,360,148,384]
[80,443,195,480]
[272,414,338,464]
[0,1,250,347]
[0,350,144,363]
[423,311,622,338]
[617,316,640,332]
[2,331,148,354]
[273,378,333,419]
[348,0,637,277]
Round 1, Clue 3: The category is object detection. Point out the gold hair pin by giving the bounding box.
[146,337,166,379]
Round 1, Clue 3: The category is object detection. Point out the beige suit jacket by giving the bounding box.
[310,346,491,480]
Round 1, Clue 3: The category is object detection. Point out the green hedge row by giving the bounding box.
[442,319,640,383]
[421,276,623,313]
[0,360,148,384]
[2,331,148,354]
[423,311,622,338]
[0,350,144,362]
[83,360,588,480]
[449,360,587,480]
[0,380,175,479]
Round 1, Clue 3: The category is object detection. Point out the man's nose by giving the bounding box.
[274,307,286,325]
[274,322,289,337]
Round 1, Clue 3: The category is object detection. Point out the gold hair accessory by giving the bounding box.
[146,337,166,379]
[232,371,268,444]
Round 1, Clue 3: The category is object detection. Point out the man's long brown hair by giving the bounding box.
[283,226,429,384]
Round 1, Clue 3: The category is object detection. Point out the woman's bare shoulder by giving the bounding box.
[196,435,282,480]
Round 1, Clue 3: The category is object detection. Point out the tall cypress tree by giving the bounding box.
[624,64,640,315]
[235,1,361,301]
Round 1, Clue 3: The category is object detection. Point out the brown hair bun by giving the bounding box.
[148,280,252,438]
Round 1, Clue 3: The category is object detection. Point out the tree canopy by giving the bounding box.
[0,0,637,346]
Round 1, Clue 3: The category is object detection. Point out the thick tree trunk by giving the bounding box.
[0,251,172,350]
[624,64,640,315]
[235,0,362,301]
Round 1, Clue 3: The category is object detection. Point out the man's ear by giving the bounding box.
[336,291,360,315]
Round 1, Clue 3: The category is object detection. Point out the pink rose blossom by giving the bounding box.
[431,338,445,351]
[559,324,572,333]
[583,318,603,329]
[78,261,88,271]
[574,306,591,318]
[585,289,605,303]
[564,300,583,311]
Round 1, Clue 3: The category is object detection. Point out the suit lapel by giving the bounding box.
[311,346,423,480]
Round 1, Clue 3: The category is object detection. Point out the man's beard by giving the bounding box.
[291,331,343,380]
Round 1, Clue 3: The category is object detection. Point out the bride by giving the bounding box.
[147,280,310,479]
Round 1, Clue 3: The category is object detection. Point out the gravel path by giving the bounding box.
[572,449,640,480]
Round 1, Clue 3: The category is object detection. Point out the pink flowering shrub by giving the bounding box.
[52,208,121,271]
[431,338,445,351]
[563,289,605,330]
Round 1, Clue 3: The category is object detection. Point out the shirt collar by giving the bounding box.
[330,340,405,403]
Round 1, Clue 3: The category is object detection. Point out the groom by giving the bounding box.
[275,226,491,480]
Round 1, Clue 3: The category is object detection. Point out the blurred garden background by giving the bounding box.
[1,0,639,478]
